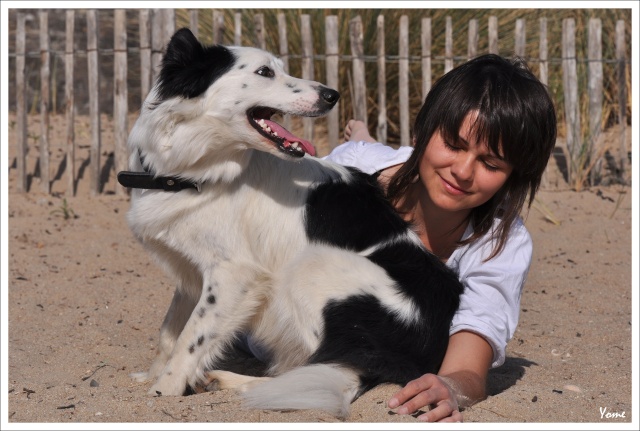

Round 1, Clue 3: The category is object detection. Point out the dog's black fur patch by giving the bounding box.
[157,28,236,101]
[304,168,410,251]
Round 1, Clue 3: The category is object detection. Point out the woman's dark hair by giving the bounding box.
[386,54,557,260]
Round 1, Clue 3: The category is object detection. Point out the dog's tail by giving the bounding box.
[241,364,361,418]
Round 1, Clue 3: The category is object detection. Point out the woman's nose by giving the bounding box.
[450,153,474,182]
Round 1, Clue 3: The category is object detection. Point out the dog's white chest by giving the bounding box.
[129,186,308,273]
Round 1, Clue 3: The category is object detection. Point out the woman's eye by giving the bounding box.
[443,140,461,151]
[255,66,275,78]
[483,157,508,172]
[483,162,500,172]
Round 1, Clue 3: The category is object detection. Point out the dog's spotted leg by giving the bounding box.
[148,262,269,396]
[131,286,198,382]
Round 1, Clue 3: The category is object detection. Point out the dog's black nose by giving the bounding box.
[320,87,340,106]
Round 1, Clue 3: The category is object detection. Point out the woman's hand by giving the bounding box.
[388,331,494,422]
[388,373,463,422]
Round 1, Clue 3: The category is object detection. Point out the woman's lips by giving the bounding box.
[440,176,471,195]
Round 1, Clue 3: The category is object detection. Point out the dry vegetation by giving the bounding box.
[6,8,632,191]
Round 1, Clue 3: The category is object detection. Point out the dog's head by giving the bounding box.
[128,28,339,183]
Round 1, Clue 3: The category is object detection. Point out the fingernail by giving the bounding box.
[388,398,399,409]
[417,413,430,422]
[397,406,408,415]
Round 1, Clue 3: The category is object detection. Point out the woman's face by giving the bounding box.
[417,111,513,216]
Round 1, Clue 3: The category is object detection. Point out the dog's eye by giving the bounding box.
[255,66,275,78]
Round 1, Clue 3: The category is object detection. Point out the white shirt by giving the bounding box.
[323,141,532,368]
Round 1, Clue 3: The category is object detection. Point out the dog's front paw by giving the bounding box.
[131,353,171,384]
[148,373,187,396]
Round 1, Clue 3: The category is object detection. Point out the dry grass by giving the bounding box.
[6,8,631,191]
[182,8,632,189]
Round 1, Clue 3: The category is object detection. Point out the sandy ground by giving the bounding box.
[2,114,636,428]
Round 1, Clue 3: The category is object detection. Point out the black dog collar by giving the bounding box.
[117,151,201,192]
[117,171,201,192]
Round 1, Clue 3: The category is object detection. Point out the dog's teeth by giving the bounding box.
[292,142,300,149]
[273,132,278,137]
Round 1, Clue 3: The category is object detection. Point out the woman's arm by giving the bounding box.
[388,330,493,422]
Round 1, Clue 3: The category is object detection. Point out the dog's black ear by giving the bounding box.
[162,28,204,75]
[157,27,236,101]
[166,28,200,58]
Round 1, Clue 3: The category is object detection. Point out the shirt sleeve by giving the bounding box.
[447,218,533,368]
[322,141,413,174]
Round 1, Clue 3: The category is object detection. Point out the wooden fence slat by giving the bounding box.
[190,9,199,38]
[468,19,478,60]
[301,14,315,142]
[114,9,128,196]
[234,12,242,45]
[39,10,51,194]
[278,13,291,132]
[421,18,432,101]
[163,9,175,44]
[539,17,549,188]
[325,15,340,150]
[562,18,581,183]
[213,10,224,44]
[65,10,75,196]
[151,9,164,85]
[489,16,499,54]
[588,18,603,184]
[376,15,387,144]
[515,18,526,57]
[16,13,27,193]
[254,13,265,49]
[399,15,410,147]
[444,16,453,73]
[615,20,627,183]
[277,13,289,73]
[87,9,101,196]
[349,16,366,126]
[139,10,151,100]
[539,18,548,86]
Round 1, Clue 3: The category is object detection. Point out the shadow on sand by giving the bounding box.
[487,356,538,396]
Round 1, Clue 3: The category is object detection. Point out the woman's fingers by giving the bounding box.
[389,374,462,422]
[394,390,434,415]
[416,399,461,422]
[389,375,434,409]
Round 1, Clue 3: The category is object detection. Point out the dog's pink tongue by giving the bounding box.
[264,119,316,157]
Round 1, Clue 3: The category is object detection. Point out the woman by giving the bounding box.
[324,54,557,422]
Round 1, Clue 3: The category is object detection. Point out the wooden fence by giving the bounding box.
[11,9,630,196]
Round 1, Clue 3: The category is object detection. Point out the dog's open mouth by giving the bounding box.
[248,108,316,158]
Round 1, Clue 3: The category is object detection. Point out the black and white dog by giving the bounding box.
[118,28,463,418]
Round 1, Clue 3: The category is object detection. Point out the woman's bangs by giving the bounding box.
[470,109,505,161]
